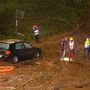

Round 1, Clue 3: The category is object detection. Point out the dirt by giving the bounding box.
[0,8,90,90]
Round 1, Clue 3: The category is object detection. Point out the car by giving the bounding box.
[0,39,42,63]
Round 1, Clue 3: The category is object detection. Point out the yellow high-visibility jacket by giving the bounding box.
[85,40,90,48]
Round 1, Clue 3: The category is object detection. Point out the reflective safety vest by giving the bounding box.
[85,40,90,48]
[69,41,75,50]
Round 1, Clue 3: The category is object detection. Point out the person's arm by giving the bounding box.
[74,41,77,49]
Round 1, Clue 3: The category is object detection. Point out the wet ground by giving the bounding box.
[0,56,90,90]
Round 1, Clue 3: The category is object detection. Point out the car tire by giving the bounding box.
[35,52,40,58]
[12,56,19,64]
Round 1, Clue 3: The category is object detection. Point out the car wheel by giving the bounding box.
[12,56,19,64]
[35,52,40,58]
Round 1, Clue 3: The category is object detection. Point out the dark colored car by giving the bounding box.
[0,39,42,63]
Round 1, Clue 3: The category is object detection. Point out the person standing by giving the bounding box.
[84,38,90,59]
[68,37,77,61]
[33,25,40,43]
[60,37,68,60]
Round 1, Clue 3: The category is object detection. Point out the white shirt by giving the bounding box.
[34,29,39,35]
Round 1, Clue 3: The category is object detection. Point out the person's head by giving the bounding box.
[70,37,73,41]
[86,38,89,41]
[61,38,64,41]
[33,25,38,28]
[33,27,36,30]
[65,37,68,41]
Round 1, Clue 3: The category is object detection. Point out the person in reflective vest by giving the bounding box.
[68,37,77,61]
[84,38,90,58]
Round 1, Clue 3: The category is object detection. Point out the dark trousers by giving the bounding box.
[34,35,40,43]
[84,48,90,58]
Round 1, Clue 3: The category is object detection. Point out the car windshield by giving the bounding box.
[0,43,10,49]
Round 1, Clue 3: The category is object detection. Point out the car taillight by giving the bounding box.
[5,50,11,55]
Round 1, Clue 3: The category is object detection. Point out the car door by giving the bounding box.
[15,42,26,60]
[23,42,35,59]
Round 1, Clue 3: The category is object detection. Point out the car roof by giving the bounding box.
[0,39,23,44]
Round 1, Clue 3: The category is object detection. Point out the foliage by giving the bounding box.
[0,0,89,40]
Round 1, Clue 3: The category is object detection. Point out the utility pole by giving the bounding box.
[15,0,24,35]
[16,0,18,33]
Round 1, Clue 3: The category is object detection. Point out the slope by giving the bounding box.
[0,0,89,38]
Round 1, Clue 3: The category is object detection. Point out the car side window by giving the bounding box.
[23,42,33,49]
[15,43,24,50]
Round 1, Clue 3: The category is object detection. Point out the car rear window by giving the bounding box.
[0,43,10,49]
